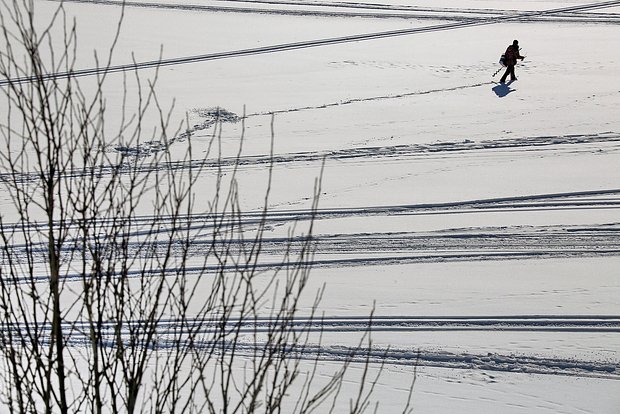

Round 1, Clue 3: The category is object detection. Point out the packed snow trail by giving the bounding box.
[5,317,619,378]
[4,0,620,85]
[4,222,620,282]
[3,188,619,235]
[49,0,620,23]
[32,315,620,333]
[3,132,619,181]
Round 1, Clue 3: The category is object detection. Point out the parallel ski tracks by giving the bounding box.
[281,344,620,379]
[2,132,619,183]
[5,315,619,378]
[4,222,620,280]
[154,132,620,170]
[9,314,620,334]
[3,189,620,237]
[3,188,620,231]
[4,0,620,85]
[57,0,620,24]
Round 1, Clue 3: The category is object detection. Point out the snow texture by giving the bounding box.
[1,0,620,412]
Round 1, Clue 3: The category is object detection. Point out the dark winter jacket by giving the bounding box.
[504,45,523,66]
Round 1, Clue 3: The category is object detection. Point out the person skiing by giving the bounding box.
[500,39,524,83]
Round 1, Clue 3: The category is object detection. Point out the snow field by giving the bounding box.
[1,0,619,412]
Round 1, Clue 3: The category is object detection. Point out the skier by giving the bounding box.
[500,39,524,84]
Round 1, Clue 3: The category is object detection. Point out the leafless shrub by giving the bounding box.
[0,1,414,413]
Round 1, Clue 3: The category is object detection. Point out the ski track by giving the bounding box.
[275,344,620,379]
[57,0,620,24]
[5,1,620,85]
[4,221,620,282]
[2,132,619,183]
[10,223,620,261]
[108,131,620,176]
[178,131,620,170]
[68,129,620,175]
[4,187,620,231]
[7,248,620,285]
[57,315,620,334]
[3,188,620,239]
[6,316,620,379]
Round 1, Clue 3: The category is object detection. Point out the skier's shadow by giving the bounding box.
[492,82,516,97]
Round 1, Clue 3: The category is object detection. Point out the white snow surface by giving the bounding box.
[3,0,620,412]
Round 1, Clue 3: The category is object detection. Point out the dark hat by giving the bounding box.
[513,39,519,45]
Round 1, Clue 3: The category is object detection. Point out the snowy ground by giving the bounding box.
[3,0,620,412]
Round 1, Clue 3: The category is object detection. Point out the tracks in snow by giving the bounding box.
[283,223,620,266]
[8,223,620,272]
[62,314,620,333]
[97,129,620,173]
[59,0,620,24]
[2,132,618,183]
[10,315,620,379]
[167,132,620,170]
[4,188,620,234]
[3,192,620,278]
[5,1,620,85]
[290,344,620,379]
